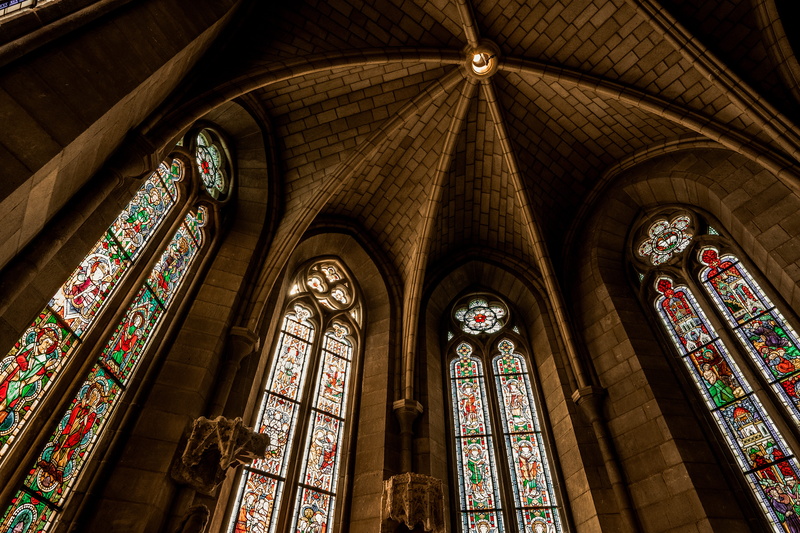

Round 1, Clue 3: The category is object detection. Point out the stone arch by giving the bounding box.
[569,146,800,531]
[421,255,609,532]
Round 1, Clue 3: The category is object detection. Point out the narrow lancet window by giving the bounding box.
[228,259,360,533]
[0,207,208,532]
[0,160,183,457]
[494,339,562,532]
[451,341,505,532]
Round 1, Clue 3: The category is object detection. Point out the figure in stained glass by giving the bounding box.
[273,343,302,398]
[50,244,120,333]
[766,486,800,533]
[465,443,489,504]
[308,425,337,484]
[37,376,108,485]
[503,379,530,431]
[0,325,60,430]
[321,357,346,406]
[460,381,481,430]
[297,505,326,533]
[515,439,542,504]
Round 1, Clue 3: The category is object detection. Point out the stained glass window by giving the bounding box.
[451,342,505,532]
[0,160,182,458]
[195,130,229,200]
[637,215,692,265]
[0,208,206,533]
[494,339,562,532]
[448,300,564,533]
[699,248,800,425]
[228,260,360,533]
[454,297,508,335]
[654,276,800,532]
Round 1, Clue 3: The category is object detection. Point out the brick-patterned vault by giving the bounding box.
[132,0,800,301]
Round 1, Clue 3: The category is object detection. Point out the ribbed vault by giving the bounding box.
[128,0,800,335]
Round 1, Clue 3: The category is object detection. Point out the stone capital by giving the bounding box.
[571,385,606,422]
[393,399,423,434]
[171,416,269,495]
[382,472,445,533]
[228,327,260,363]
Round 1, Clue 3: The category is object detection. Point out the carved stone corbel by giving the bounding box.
[382,472,445,533]
[171,416,269,495]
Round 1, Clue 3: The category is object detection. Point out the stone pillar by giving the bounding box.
[209,327,260,416]
[572,385,641,533]
[382,472,445,533]
[393,398,423,473]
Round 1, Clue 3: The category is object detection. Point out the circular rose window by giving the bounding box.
[453,296,508,335]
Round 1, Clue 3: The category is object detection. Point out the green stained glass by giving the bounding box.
[1,206,207,530]
[0,159,186,462]
[0,311,79,453]
[146,221,198,306]
[109,164,175,260]
[100,287,163,384]
[0,489,53,533]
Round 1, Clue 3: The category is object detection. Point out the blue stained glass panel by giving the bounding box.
[0,0,34,16]
[456,435,501,511]
[293,489,333,533]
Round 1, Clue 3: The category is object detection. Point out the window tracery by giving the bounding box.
[228,258,361,533]
[634,210,800,532]
[447,294,563,533]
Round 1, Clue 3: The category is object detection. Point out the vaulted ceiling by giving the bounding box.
[154,0,800,291]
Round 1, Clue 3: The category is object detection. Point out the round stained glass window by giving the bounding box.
[637,215,693,265]
[194,130,229,200]
[453,296,508,335]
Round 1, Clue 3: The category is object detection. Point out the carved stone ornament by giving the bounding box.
[171,416,269,494]
[383,472,445,533]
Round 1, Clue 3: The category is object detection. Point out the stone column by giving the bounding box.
[209,326,260,416]
[573,385,641,533]
[393,398,423,473]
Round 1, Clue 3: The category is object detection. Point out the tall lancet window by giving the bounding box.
[229,259,361,533]
[633,210,800,533]
[447,295,564,533]
[0,126,231,533]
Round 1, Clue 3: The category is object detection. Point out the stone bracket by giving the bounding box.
[170,415,269,495]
